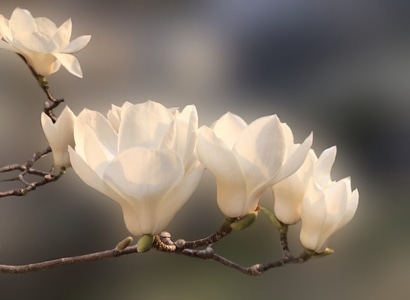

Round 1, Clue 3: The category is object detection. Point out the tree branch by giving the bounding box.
[0,218,314,275]
[0,147,64,197]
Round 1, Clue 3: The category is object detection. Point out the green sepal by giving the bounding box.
[230,212,258,231]
[260,206,283,229]
[136,234,154,253]
[313,247,334,258]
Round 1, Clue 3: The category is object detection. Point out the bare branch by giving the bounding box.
[0,244,139,274]
[0,219,313,275]
[0,147,64,198]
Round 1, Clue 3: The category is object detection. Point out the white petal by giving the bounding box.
[104,148,184,201]
[62,35,91,53]
[68,146,122,202]
[0,14,12,42]
[9,8,36,38]
[52,52,83,77]
[174,105,199,166]
[82,126,115,177]
[41,107,75,167]
[273,151,314,224]
[196,126,248,217]
[74,109,118,159]
[118,101,174,151]
[300,180,328,251]
[15,31,58,52]
[107,101,133,131]
[213,112,247,149]
[314,146,337,186]
[273,132,313,184]
[52,18,72,49]
[103,148,184,234]
[234,115,286,193]
[149,159,204,234]
[35,17,58,36]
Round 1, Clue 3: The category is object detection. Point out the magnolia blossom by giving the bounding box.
[0,8,91,77]
[272,150,315,225]
[299,147,359,253]
[68,101,204,236]
[196,112,312,218]
[272,146,340,224]
[41,106,76,167]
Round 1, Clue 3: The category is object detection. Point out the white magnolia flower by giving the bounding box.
[196,112,312,218]
[272,146,338,225]
[68,101,204,236]
[41,106,76,167]
[299,147,359,253]
[0,7,91,77]
[272,150,315,225]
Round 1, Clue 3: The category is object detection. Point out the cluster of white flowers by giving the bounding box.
[42,100,359,253]
[1,8,359,254]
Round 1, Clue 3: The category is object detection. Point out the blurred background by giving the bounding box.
[0,0,409,299]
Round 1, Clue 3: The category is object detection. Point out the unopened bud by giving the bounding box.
[115,236,133,252]
[230,212,258,231]
[137,234,154,253]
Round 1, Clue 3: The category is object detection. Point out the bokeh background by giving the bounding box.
[0,0,409,299]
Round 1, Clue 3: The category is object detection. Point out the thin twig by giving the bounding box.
[17,53,64,122]
[0,147,64,198]
[0,245,139,274]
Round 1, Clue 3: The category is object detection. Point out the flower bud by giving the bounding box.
[136,234,154,253]
[230,211,258,231]
[41,106,76,167]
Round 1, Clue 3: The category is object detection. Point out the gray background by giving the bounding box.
[0,0,409,299]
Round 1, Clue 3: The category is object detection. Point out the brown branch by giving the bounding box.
[0,147,64,198]
[0,55,67,198]
[0,219,314,275]
[17,53,64,122]
[0,244,139,274]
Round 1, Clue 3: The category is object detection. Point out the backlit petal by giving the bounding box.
[52,52,83,77]
[118,101,174,151]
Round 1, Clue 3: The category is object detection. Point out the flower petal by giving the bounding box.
[272,150,315,224]
[35,17,58,36]
[300,180,328,250]
[314,146,337,186]
[107,101,133,132]
[196,126,247,217]
[174,105,199,166]
[213,112,247,149]
[234,115,286,192]
[9,8,36,38]
[68,146,122,202]
[41,106,75,167]
[52,52,83,77]
[118,101,174,152]
[273,132,313,184]
[0,14,12,42]
[62,35,91,53]
[52,18,72,49]
[150,159,204,234]
[103,148,184,234]
[74,109,118,159]
[104,148,184,202]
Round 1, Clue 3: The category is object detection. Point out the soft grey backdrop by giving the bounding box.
[0,0,409,299]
